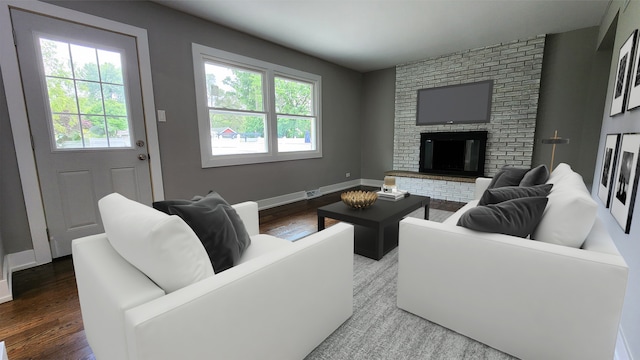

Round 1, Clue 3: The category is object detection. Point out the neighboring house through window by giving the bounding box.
[192,43,322,168]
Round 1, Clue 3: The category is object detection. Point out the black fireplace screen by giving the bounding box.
[419,131,487,177]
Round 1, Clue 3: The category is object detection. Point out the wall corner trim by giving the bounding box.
[0,250,38,304]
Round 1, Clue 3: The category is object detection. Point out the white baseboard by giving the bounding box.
[257,178,382,210]
[0,256,10,304]
[7,250,37,272]
[615,328,632,360]
[361,178,384,188]
[0,250,38,304]
[319,179,362,195]
[257,191,308,210]
[1,341,7,360]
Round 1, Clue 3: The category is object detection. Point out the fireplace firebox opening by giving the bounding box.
[419,131,487,177]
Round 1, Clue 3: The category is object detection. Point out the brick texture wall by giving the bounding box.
[396,177,476,203]
[393,35,546,178]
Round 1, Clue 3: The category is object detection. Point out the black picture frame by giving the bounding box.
[611,133,640,233]
[610,30,637,116]
[598,133,621,208]
[627,29,640,111]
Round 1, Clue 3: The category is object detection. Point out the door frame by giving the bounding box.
[0,0,165,267]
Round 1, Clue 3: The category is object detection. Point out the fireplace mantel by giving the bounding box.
[385,170,476,183]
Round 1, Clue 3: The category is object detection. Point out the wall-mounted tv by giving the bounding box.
[416,80,493,125]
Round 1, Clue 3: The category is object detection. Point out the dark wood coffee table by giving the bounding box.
[317,194,430,260]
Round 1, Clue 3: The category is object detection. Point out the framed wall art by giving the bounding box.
[610,133,640,233]
[598,133,621,207]
[627,29,640,111]
[610,30,637,116]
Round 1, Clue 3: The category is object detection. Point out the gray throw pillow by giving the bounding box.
[487,166,530,189]
[457,196,549,238]
[519,164,550,187]
[479,184,553,206]
[152,199,192,214]
[153,192,251,273]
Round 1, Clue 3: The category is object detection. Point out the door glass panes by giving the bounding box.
[39,37,131,149]
[275,77,316,152]
[205,61,267,155]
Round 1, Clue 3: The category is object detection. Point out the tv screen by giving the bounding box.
[416,80,493,125]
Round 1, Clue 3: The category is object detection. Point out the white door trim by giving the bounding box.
[0,0,165,265]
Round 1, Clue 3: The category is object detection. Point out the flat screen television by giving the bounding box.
[416,80,493,125]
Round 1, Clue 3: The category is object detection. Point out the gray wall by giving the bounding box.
[0,0,363,254]
[360,68,396,179]
[46,0,363,204]
[592,1,640,358]
[533,27,611,188]
[0,72,32,254]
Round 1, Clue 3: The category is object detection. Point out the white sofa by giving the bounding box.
[72,198,354,360]
[397,164,628,360]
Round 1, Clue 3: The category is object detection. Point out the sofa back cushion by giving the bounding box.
[99,193,214,293]
[531,164,597,248]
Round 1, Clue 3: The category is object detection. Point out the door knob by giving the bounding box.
[138,154,148,160]
[136,140,145,147]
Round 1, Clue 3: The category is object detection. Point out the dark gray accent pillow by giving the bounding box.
[457,196,549,238]
[153,192,251,273]
[190,192,252,255]
[152,199,192,214]
[479,184,553,206]
[519,164,550,187]
[487,166,530,189]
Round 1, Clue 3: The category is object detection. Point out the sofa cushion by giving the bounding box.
[487,166,530,188]
[546,163,574,184]
[531,186,597,248]
[479,184,553,206]
[237,234,292,265]
[98,193,214,293]
[155,192,251,273]
[519,164,550,187]
[457,197,548,238]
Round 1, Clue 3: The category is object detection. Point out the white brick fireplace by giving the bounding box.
[391,35,546,201]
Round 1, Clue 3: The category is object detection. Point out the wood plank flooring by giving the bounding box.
[0,190,462,360]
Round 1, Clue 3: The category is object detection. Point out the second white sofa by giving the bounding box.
[397,164,628,360]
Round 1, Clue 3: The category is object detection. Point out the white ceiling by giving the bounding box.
[153,0,611,72]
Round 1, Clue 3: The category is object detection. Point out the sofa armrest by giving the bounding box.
[72,234,165,360]
[397,217,628,360]
[232,201,259,236]
[124,222,354,360]
[474,177,491,199]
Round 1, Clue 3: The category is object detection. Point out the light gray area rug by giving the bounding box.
[305,210,516,360]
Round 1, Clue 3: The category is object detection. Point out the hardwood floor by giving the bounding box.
[0,190,462,360]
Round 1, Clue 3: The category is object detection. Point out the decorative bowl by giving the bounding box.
[341,190,378,209]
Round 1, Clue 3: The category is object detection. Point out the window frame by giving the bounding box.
[192,43,322,168]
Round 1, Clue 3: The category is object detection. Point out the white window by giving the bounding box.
[193,44,322,167]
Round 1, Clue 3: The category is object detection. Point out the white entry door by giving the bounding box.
[11,9,153,257]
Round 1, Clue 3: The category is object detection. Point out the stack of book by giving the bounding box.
[377,190,409,201]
